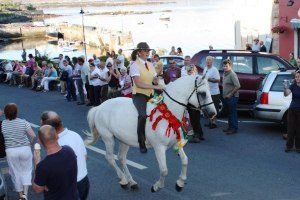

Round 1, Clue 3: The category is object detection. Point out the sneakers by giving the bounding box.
[223,128,231,132]
[226,129,237,135]
[204,123,217,129]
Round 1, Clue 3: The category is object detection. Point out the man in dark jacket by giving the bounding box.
[260,41,267,52]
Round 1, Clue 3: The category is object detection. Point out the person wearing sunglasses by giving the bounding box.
[164,59,181,84]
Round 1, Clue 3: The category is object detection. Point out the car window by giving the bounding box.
[229,56,253,74]
[199,56,223,70]
[173,58,184,68]
[257,57,286,75]
[160,57,168,67]
[259,73,269,91]
[270,74,293,92]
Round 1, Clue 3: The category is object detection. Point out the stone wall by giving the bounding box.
[271,1,280,54]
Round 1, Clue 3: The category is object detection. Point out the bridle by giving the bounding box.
[162,76,214,110]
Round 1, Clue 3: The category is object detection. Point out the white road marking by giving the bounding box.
[27,122,148,170]
[85,145,148,170]
[217,119,275,124]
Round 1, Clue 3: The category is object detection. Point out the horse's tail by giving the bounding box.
[84,107,100,145]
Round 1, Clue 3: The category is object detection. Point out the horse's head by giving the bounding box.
[187,75,217,119]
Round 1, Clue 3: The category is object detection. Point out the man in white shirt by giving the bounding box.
[77,57,89,105]
[203,56,220,128]
[116,49,125,70]
[98,61,109,103]
[182,56,204,143]
[58,54,66,94]
[89,63,102,106]
[40,111,89,200]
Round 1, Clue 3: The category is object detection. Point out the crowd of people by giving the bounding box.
[0,41,299,199]
[0,106,89,200]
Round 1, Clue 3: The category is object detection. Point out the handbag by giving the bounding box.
[0,121,6,158]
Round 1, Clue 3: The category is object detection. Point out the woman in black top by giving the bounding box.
[284,70,300,152]
[107,63,121,98]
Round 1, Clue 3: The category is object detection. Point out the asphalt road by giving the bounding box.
[0,84,300,200]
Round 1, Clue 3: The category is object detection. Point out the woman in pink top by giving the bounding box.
[119,68,132,98]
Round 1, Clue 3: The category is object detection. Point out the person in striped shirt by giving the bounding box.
[1,103,36,200]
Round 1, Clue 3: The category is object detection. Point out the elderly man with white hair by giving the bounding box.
[203,56,220,129]
[119,67,132,98]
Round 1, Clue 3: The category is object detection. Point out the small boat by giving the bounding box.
[159,14,170,21]
[61,47,78,52]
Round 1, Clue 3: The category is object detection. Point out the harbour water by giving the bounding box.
[0,0,269,60]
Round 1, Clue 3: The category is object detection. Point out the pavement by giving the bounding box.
[0,84,300,200]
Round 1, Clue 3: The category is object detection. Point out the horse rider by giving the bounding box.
[129,42,163,153]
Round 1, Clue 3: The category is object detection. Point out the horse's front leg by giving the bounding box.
[174,146,188,192]
[151,146,168,192]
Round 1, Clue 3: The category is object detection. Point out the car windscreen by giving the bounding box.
[161,57,184,69]
[270,74,293,92]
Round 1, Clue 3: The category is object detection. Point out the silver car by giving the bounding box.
[254,70,293,127]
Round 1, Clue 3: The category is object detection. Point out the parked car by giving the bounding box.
[148,55,184,70]
[254,70,294,128]
[191,50,294,113]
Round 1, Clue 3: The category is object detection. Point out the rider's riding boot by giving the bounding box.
[137,116,147,153]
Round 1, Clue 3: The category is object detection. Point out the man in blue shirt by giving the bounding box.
[33,125,79,200]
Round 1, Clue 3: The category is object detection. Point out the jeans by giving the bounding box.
[100,84,108,103]
[77,175,90,200]
[87,85,95,105]
[76,79,85,103]
[93,85,101,106]
[224,96,238,131]
[66,78,77,101]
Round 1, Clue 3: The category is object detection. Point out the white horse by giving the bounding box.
[85,75,216,192]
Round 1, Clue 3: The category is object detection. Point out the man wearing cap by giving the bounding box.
[129,42,163,153]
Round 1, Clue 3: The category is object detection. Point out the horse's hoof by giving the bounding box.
[120,183,128,189]
[151,186,156,193]
[175,183,183,192]
[131,184,139,191]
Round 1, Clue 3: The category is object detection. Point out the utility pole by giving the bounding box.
[80,7,87,62]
